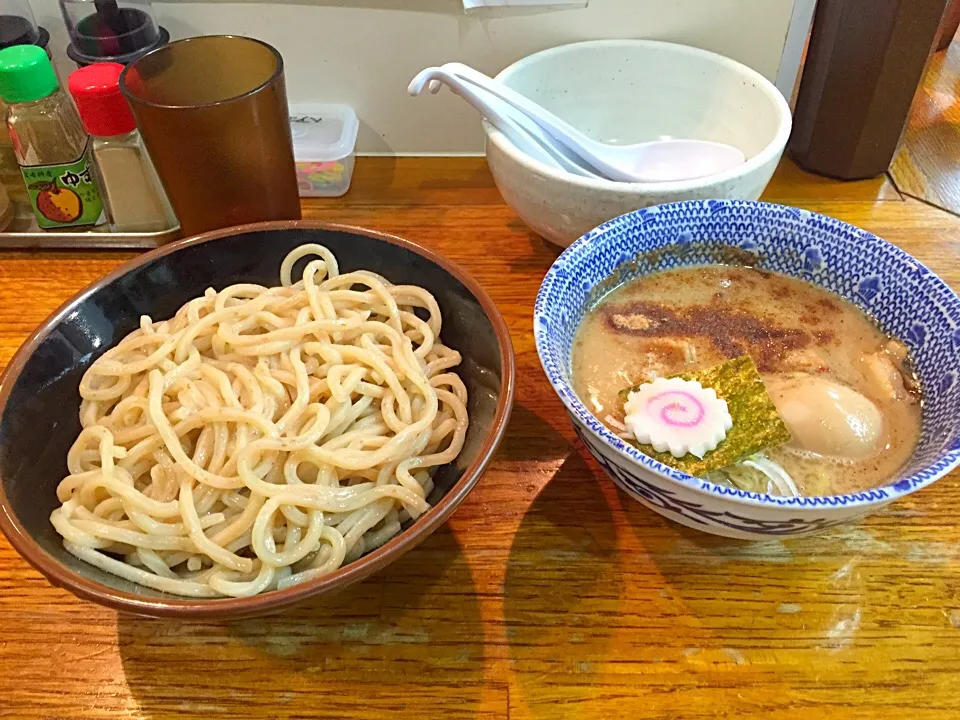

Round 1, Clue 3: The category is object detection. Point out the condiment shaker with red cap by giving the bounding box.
[67,61,176,233]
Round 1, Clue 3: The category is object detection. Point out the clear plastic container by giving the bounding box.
[0,0,48,52]
[289,103,358,198]
[59,0,168,67]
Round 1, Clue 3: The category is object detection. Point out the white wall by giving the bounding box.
[29,0,802,153]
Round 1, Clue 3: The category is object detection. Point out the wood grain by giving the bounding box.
[890,39,960,214]
[2,157,960,720]
[936,0,960,51]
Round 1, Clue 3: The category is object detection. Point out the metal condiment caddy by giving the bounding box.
[0,1,178,251]
[0,26,302,250]
[0,212,179,249]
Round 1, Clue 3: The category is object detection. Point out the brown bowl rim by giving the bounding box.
[0,220,516,619]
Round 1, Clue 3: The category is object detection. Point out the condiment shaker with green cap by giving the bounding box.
[0,44,104,229]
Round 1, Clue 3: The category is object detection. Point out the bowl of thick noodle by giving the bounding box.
[0,222,514,617]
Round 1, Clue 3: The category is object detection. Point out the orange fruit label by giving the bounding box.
[21,147,104,229]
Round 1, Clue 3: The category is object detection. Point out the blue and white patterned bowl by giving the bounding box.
[534,200,960,539]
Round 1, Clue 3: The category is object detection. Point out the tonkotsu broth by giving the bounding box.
[572,265,922,496]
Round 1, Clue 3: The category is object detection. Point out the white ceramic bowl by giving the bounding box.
[534,201,960,539]
[485,40,792,248]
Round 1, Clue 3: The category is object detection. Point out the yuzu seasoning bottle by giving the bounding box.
[0,44,104,229]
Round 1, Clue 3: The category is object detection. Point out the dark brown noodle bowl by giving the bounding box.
[0,222,515,618]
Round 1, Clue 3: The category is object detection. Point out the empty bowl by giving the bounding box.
[486,40,792,247]
[0,222,515,617]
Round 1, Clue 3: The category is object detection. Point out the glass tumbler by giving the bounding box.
[120,35,301,236]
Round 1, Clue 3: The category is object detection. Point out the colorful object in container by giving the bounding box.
[297,160,345,190]
[289,103,358,197]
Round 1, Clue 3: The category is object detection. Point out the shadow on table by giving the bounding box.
[117,529,490,719]
[504,217,564,274]
[611,462,873,661]
[503,448,623,720]
[499,437,877,717]
[495,401,577,465]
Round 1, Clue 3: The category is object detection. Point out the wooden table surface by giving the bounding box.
[890,38,960,216]
[2,157,960,720]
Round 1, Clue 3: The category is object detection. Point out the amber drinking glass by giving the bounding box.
[120,35,301,236]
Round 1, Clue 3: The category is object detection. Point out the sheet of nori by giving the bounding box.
[618,355,791,477]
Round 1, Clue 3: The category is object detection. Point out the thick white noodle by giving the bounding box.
[50,244,469,598]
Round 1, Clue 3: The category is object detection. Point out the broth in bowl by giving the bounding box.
[572,265,921,497]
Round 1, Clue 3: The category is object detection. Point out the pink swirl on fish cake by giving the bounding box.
[645,390,705,428]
